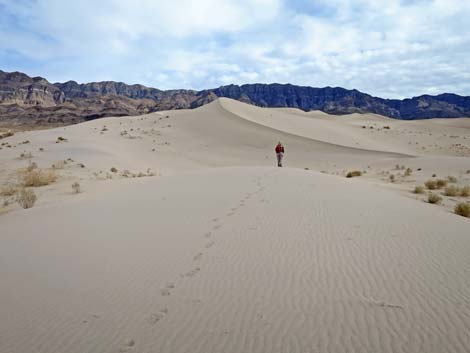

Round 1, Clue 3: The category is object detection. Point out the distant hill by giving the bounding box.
[1,70,469,127]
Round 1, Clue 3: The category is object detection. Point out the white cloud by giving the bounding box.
[0,0,469,98]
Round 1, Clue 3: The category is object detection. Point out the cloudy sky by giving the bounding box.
[1,0,469,98]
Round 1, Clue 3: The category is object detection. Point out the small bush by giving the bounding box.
[432,173,437,177]
[0,130,14,139]
[425,180,437,190]
[26,161,38,172]
[346,170,362,178]
[71,182,81,194]
[56,136,68,143]
[444,185,460,197]
[447,176,458,183]
[436,179,448,189]
[23,169,57,187]
[460,186,470,197]
[428,193,442,204]
[454,203,470,218]
[17,188,37,209]
[404,168,412,177]
[19,151,33,159]
[52,160,66,169]
[0,185,17,197]
[110,167,118,173]
[389,174,395,182]
[413,186,425,194]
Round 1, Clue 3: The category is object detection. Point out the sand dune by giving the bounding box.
[1,98,470,353]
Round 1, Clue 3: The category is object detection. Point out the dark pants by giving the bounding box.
[276,152,283,167]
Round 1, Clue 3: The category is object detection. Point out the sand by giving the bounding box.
[1,98,470,353]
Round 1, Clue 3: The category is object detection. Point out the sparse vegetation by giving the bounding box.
[71,182,81,194]
[22,169,57,187]
[460,186,470,197]
[16,188,37,209]
[454,203,470,217]
[56,136,68,143]
[110,167,118,173]
[0,185,17,197]
[404,168,412,177]
[413,186,425,194]
[428,193,442,204]
[389,174,395,182]
[444,185,460,197]
[447,176,458,183]
[425,180,437,190]
[432,173,437,177]
[19,151,33,159]
[0,130,14,139]
[52,160,66,169]
[436,179,448,189]
[346,170,362,178]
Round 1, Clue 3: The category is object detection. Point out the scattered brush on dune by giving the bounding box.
[0,130,14,139]
[413,186,425,194]
[460,186,470,197]
[447,176,458,183]
[425,179,447,190]
[436,179,448,189]
[444,185,461,197]
[454,202,470,218]
[22,169,57,187]
[71,182,81,194]
[346,171,362,178]
[0,185,18,197]
[16,188,37,209]
[428,193,442,204]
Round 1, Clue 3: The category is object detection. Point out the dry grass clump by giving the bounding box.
[22,169,57,187]
[413,186,425,194]
[389,174,395,182]
[52,160,66,169]
[26,161,38,172]
[436,179,448,189]
[110,167,118,173]
[56,136,68,143]
[444,185,460,197]
[425,180,437,190]
[16,188,37,209]
[454,203,470,218]
[404,168,412,177]
[447,176,458,183]
[19,151,33,159]
[0,185,17,197]
[346,170,362,178]
[428,193,442,204]
[71,182,81,194]
[460,186,470,197]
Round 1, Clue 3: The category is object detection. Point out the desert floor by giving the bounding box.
[1,98,470,353]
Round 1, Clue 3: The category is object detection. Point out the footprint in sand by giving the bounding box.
[185,267,201,277]
[205,241,215,249]
[149,308,168,324]
[119,339,135,352]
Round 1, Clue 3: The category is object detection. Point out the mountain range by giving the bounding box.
[1,70,469,127]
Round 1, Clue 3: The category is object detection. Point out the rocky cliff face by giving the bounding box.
[1,70,469,127]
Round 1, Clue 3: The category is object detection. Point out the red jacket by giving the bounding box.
[275,144,284,153]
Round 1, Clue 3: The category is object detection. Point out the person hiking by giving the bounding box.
[275,142,284,167]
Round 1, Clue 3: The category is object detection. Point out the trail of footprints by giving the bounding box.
[144,175,268,340]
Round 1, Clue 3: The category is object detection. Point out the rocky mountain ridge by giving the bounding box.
[1,70,469,127]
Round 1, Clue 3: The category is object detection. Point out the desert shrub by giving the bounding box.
[71,182,81,194]
[413,186,425,194]
[346,170,362,178]
[425,180,437,190]
[39,147,44,152]
[22,169,57,187]
[0,185,17,197]
[56,136,68,143]
[447,176,458,183]
[110,167,118,173]
[383,126,390,129]
[404,168,412,177]
[78,163,85,168]
[17,188,37,209]
[432,173,437,177]
[389,174,395,182]
[436,179,448,189]
[428,193,442,204]
[460,186,470,197]
[444,185,460,196]
[454,203,470,217]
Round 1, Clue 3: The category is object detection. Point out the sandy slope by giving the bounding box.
[1,98,470,353]
[1,167,470,353]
